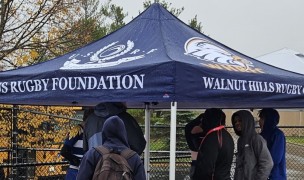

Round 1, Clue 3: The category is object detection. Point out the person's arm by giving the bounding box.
[77,149,100,180]
[0,167,5,180]
[185,115,203,152]
[193,133,219,179]
[60,142,81,166]
[269,131,285,166]
[83,130,88,152]
[253,135,274,179]
[60,131,81,166]
[131,156,146,180]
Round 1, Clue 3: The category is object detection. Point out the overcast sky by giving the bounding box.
[112,0,304,58]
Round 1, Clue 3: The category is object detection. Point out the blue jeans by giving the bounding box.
[65,168,78,180]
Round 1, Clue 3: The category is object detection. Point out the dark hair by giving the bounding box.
[221,111,226,125]
[231,114,239,125]
[258,108,279,120]
[202,108,226,127]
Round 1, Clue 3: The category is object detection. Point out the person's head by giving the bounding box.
[192,113,204,134]
[79,107,94,127]
[201,108,226,132]
[102,115,129,149]
[231,110,256,137]
[258,108,279,131]
[191,126,203,134]
[232,114,242,135]
[94,102,127,118]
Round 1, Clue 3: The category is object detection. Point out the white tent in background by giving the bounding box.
[257,48,304,75]
[257,48,304,132]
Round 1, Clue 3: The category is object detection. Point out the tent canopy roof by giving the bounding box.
[1,3,304,109]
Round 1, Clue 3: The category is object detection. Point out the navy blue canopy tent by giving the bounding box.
[1,3,304,180]
[0,3,304,109]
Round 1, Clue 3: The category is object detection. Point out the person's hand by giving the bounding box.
[72,158,81,166]
[191,126,203,134]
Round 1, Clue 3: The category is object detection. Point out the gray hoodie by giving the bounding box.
[232,110,273,180]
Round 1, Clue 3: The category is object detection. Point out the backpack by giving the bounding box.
[92,146,136,180]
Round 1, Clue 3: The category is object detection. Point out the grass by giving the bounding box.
[286,136,304,145]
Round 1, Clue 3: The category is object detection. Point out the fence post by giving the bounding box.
[10,105,19,178]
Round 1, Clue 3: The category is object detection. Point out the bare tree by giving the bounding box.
[0,0,82,69]
[0,0,127,70]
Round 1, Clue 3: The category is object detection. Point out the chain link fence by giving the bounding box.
[0,107,303,180]
[0,148,68,180]
[148,126,304,180]
[0,106,75,180]
[2,126,301,180]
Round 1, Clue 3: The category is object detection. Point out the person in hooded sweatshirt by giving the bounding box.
[60,108,92,180]
[83,102,146,155]
[259,108,286,180]
[193,108,234,180]
[77,116,146,180]
[232,110,273,180]
[184,113,204,179]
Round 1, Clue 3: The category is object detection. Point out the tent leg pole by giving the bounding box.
[169,102,177,180]
[299,110,302,137]
[144,103,151,179]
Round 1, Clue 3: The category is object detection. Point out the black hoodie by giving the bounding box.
[184,113,204,151]
[83,102,146,155]
[193,108,234,180]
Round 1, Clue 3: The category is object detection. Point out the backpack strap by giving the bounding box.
[120,149,136,175]
[120,148,136,160]
[94,146,111,155]
[94,146,136,159]
[198,125,225,150]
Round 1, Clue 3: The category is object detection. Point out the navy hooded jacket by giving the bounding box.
[77,116,146,180]
[260,108,287,180]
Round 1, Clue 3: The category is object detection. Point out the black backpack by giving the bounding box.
[92,146,136,180]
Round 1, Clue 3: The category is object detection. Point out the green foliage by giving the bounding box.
[189,15,203,32]
[176,111,200,150]
[127,109,200,151]
[143,1,203,32]
[286,136,304,145]
[143,0,184,17]
[152,140,169,151]
[100,0,127,33]
[127,109,145,125]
